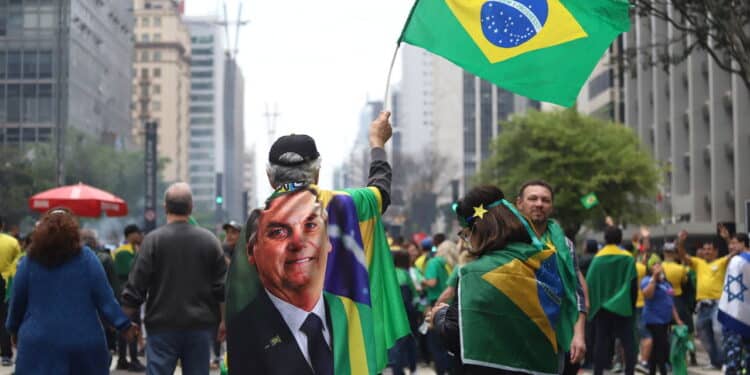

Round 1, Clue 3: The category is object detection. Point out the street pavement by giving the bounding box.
[0,351,724,374]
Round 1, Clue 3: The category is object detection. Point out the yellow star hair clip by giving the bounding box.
[473,204,489,220]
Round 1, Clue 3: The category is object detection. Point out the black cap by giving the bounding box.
[268,134,320,166]
[223,220,242,232]
[123,224,141,237]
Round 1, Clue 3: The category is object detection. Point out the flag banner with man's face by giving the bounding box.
[399,0,630,106]
[458,241,577,374]
[225,185,410,374]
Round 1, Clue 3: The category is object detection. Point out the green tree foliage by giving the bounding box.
[475,109,661,236]
[0,129,167,228]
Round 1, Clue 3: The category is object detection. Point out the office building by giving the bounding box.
[132,0,191,183]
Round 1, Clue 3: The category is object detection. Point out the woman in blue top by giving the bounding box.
[641,262,683,375]
[6,208,138,374]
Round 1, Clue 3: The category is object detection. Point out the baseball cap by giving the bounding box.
[268,134,320,166]
[223,220,242,232]
[123,224,141,237]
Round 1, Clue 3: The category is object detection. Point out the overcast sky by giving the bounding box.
[185,0,415,201]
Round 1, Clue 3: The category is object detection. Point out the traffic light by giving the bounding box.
[215,195,223,205]
[215,172,224,205]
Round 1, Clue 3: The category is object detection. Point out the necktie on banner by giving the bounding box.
[718,252,750,338]
[399,0,630,106]
[301,313,334,375]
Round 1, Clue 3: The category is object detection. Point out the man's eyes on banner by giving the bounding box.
[266,226,291,240]
[304,220,320,233]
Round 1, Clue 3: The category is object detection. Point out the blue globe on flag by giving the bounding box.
[480,0,549,48]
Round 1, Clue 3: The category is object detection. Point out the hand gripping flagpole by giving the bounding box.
[382,42,401,112]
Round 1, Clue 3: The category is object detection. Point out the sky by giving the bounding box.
[184,0,415,202]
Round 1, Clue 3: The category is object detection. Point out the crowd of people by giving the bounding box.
[0,106,748,375]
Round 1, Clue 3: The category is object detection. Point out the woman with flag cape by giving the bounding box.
[429,185,578,374]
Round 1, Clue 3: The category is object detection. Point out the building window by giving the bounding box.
[588,70,611,99]
[153,33,161,41]
[22,84,36,122]
[190,94,213,102]
[191,82,211,90]
[7,51,21,79]
[151,100,161,111]
[142,34,150,42]
[190,105,212,113]
[38,84,52,122]
[142,17,150,27]
[192,48,212,55]
[153,16,161,26]
[21,127,35,142]
[190,128,213,136]
[191,71,212,78]
[153,84,161,94]
[191,117,214,125]
[140,51,149,61]
[192,59,213,67]
[0,52,5,79]
[38,127,51,141]
[22,51,37,79]
[38,51,52,78]
[7,84,20,122]
[153,68,161,77]
[153,51,161,61]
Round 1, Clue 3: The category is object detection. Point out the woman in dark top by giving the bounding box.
[6,208,137,374]
[427,185,572,374]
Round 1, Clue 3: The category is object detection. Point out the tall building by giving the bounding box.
[461,73,541,191]
[222,56,245,221]
[132,0,190,183]
[242,148,257,216]
[183,17,225,213]
[576,41,625,123]
[0,1,134,149]
[622,12,750,234]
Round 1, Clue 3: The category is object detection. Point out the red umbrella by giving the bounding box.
[28,183,129,217]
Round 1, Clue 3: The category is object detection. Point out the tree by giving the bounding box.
[475,109,661,236]
[629,0,750,90]
[0,129,167,229]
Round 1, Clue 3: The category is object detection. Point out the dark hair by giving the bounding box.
[518,179,555,201]
[29,210,82,268]
[604,226,622,245]
[392,250,410,270]
[123,224,141,237]
[584,239,598,254]
[733,233,750,248]
[455,185,531,255]
[432,233,446,247]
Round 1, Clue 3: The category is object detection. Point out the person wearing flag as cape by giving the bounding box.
[225,111,410,374]
[718,232,750,374]
[586,225,638,375]
[428,185,578,374]
[514,180,588,373]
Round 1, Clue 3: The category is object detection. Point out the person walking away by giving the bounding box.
[587,226,638,375]
[6,208,138,373]
[640,262,683,375]
[113,224,145,371]
[121,183,227,375]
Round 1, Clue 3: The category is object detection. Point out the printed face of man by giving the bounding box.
[249,191,331,306]
[516,185,553,226]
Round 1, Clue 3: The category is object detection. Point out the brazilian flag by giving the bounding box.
[225,185,410,374]
[459,242,577,374]
[400,0,630,106]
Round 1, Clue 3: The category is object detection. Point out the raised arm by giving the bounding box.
[366,111,393,213]
[677,230,692,267]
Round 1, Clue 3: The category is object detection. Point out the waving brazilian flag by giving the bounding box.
[400,0,630,106]
[226,185,410,375]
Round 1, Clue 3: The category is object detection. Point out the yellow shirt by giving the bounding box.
[635,262,647,308]
[691,256,730,301]
[662,261,688,296]
[0,233,21,281]
[415,254,428,273]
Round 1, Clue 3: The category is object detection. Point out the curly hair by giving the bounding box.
[29,209,82,268]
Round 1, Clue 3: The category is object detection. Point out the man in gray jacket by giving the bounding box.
[122,182,227,375]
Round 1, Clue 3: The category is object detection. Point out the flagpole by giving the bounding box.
[383,42,401,112]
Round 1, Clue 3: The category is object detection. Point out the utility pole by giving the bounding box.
[54,0,70,186]
[263,103,280,143]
